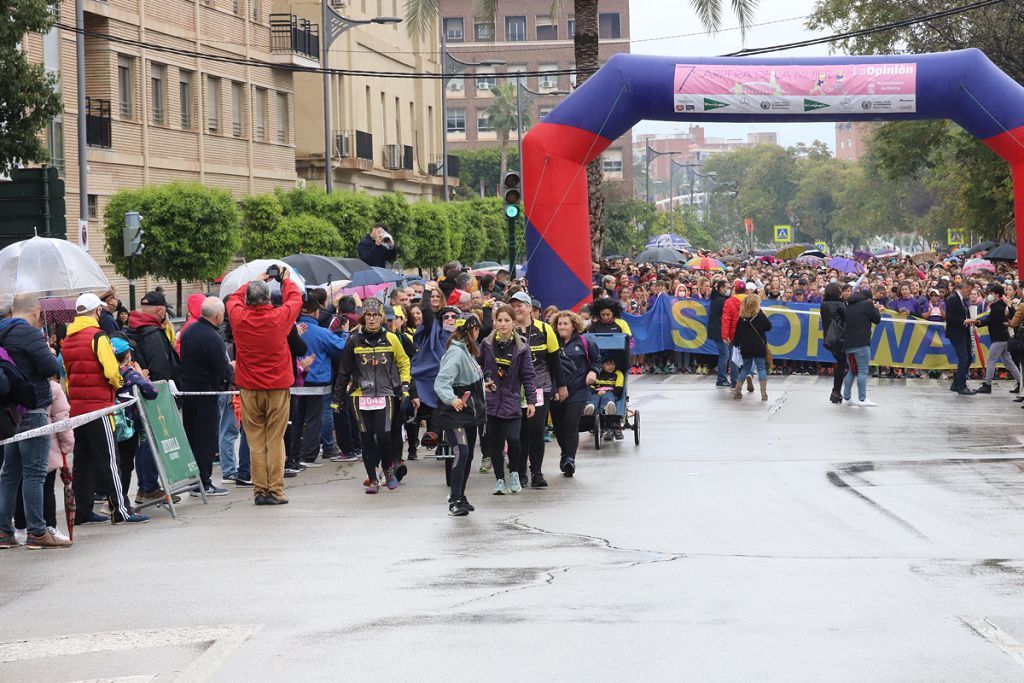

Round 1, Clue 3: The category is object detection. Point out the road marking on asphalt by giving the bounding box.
[961,616,1024,668]
[0,624,263,681]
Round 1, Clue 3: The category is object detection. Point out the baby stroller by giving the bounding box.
[578,332,639,449]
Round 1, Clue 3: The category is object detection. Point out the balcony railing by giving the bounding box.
[85,97,112,149]
[269,14,320,62]
[429,154,460,178]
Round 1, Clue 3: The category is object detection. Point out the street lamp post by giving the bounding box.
[693,169,718,229]
[440,40,504,201]
[321,7,401,194]
[644,142,683,206]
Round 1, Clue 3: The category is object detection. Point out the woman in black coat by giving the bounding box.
[732,294,772,402]
[819,283,847,404]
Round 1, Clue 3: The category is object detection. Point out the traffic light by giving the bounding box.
[123,211,144,256]
[501,172,521,219]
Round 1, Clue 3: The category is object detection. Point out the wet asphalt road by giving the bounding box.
[2,374,1024,681]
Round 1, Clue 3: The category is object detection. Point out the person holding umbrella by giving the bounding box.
[0,293,69,549]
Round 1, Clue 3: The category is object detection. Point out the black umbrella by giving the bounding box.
[635,247,687,266]
[282,254,353,285]
[966,240,998,256]
[983,243,1017,262]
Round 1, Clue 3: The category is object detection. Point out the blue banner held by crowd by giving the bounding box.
[623,296,995,370]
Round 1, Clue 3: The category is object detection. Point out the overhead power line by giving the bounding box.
[726,0,1007,56]
[55,0,1007,80]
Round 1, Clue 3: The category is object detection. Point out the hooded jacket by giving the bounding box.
[297,313,349,385]
[722,294,746,342]
[226,278,303,390]
[175,293,207,354]
[411,303,452,408]
[127,310,181,383]
[838,293,881,349]
[433,340,486,430]
[479,330,537,419]
[0,317,60,409]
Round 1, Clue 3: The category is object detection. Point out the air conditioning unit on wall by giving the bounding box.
[383,144,402,170]
[335,133,351,158]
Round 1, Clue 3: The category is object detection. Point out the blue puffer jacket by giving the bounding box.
[560,332,601,403]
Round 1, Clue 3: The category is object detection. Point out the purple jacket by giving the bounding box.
[478,331,537,419]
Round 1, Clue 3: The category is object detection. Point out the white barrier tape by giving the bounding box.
[0,398,138,447]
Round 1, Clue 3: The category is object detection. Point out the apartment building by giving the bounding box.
[439,0,634,199]
[22,0,302,295]
[835,122,873,161]
[281,0,449,200]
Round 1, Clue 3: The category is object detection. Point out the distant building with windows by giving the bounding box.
[440,0,634,199]
[835,122,873,161]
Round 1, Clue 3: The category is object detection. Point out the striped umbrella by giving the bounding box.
[684,257,725,271]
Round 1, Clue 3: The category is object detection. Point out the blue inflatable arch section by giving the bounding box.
[522,49,1024,310]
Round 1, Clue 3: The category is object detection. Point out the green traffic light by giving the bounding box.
[505,204,520,219]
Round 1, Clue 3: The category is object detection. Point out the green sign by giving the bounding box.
[0,166,67,247]
[804,99,829,112]
[703,98,729,111]
[774,225,792,243]
[135,381,199,487]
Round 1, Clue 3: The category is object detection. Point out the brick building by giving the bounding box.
[439,0,634,198]
[835,122,873,161]
[22,0,302,300]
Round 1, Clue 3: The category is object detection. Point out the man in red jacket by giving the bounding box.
[721,280,751,391]
[226,268,302,505]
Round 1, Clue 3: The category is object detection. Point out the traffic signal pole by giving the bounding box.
[501,172,522,281]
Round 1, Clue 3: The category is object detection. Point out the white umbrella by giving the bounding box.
[218,259,307,299]
[0,236,110,307]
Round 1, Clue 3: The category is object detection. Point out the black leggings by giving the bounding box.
[354,398,396,480]
[519,396,551,477]
[483,415,522,480]
[550,400,586,465]
[831,351,847,397]
[445,426,477,502]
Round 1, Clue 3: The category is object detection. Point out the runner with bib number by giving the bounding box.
[332,299,412,494]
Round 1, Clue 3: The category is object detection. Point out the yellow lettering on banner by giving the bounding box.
[763,307,801,356]
[805,309,824,355]
[672,299,707,350]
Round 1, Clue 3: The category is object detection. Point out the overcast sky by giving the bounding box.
[630,0,840,149]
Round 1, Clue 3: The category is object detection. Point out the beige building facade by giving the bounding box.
[22,0,302,299]
[281,0,450,200]
[440,0,634,199]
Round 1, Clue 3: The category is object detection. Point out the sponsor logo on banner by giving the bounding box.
[673,63,917,115]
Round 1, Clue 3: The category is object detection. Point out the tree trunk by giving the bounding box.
[499,134,508,179]
[574,0,604,261]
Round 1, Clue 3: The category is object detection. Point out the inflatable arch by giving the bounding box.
[522,49,1024,310]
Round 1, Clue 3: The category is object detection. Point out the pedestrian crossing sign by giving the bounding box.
[774,225,792,243]
[947,229,964,247]
[815,241,828,253]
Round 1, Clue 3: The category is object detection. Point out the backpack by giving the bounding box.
[0,347,32,439]
[824,312,846,353]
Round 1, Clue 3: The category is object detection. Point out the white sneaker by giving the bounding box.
[509,472,522,493]
[14,529,27,545]
[857,398,878,407]
[582,404,595,416]
[302,461,325,468]
[604,402,617,415]
[493,478,506,495]
[46,526,70,542]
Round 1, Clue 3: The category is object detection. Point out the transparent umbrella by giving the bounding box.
[0,236,110,307]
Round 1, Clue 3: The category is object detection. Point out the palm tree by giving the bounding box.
[404,0,757,257]
[485,81,531,178]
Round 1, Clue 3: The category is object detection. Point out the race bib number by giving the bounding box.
[535,389,544,406]
[358,396,387,411]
